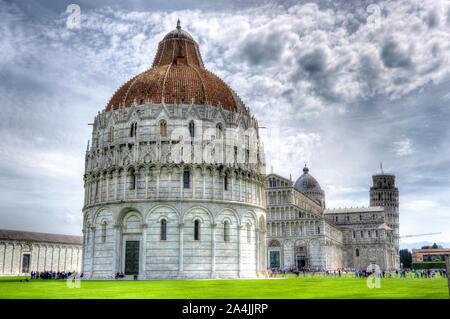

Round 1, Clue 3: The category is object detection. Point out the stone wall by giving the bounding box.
[0,240,82,276]
[82,201,266,280]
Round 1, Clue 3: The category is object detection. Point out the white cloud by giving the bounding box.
[393,138,414,157]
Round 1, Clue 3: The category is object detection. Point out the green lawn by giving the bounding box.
[0,275,447,299]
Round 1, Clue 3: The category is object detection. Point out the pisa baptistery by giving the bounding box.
[81,21,267,280]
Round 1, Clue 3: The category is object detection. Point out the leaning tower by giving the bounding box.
[369,165,399,268]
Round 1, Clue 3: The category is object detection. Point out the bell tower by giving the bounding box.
[370,162,400,267]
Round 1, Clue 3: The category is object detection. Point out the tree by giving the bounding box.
[399,249,412,269]
[421,245,432,249]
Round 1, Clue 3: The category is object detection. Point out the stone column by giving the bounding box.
[113,224,121,273]
[230,174,234,201]
[156,172,160,198]
[239,177,242,201]
[168,170,172,198]
[89,227,96,278]
[18,244,23,274]
[237,225,242,278]
[202,171,206,199]
[255,229,260,276]
[114,172,119,200]
[36,244,40,272]
[145,170,150,199]
[134,171,138,199]
[180,172,183,199]
[140,223,147,279]
[2,243,7,274]
[81,229,86,273]
[106,174,110,201]
[192,169,196,198]
[211,223,216,278]
[178,223,184,277]
[99,176,103,202]
[211,172,215,200]
[123,172,127,200]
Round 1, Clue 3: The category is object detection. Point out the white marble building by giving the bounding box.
[266,166,399,271]
[81,22,267,280]
[0,229,82,276]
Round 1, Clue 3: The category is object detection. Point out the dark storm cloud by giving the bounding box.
[380,39,412,69]
[426,9,439,28]
[241,31,285,66]
[299,48,327,75]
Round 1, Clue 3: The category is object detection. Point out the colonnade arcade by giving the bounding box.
[82,205,267,278]
[84,163,266,209]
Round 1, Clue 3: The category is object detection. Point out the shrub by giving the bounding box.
[412,262,446,270]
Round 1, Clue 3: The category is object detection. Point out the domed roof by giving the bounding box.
[105,21,247,114]
[294,165,323,192]
[163,20,195,41]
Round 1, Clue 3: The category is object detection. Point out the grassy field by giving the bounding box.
[0,274,447,299]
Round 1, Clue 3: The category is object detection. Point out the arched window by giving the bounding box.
[353,231,356,238]
[360,231,363,238]
[194,220,200,241]
[101,222,107,243]
[335,216,338,222]
[317,226,320,234]
[161,219,167,240]
[160,120,167,136]
[224,174,228,191]
[359,215,362,221]
[224,221,230,242]
[109,127,114,142]
[130,171,136,190]
[247,223,251,243]
[375,230,378,237]
[189,121,195,137]
[130,123,137,137]
[216,123,223,139]
[183,170,190,188]
[355,248,360,257]
[368,231,371,238]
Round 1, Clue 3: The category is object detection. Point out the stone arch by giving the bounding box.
[214,207,240,225]
[145,204,180,223]
[117,207,143,231]
[182,205,213,223]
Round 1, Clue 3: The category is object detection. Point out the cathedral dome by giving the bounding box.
[294,165,322,191]
[105,21,247,114]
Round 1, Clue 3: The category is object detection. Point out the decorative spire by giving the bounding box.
[380,161,384,174]
[303,163,309,174]
[177,19,181,29]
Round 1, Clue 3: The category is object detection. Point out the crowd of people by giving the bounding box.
[30,270,83,280]
[266,266,448,279]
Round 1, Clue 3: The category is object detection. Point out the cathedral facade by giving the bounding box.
[81,22,267,280]
[266,166,400,271]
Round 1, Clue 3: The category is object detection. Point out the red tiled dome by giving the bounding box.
[106,23,247,114]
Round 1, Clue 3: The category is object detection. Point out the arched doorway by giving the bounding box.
[120,211,143,276]
[268,240,281,269]
[295,246,307,269]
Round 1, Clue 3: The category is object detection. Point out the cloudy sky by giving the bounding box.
[1,0,449,246]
